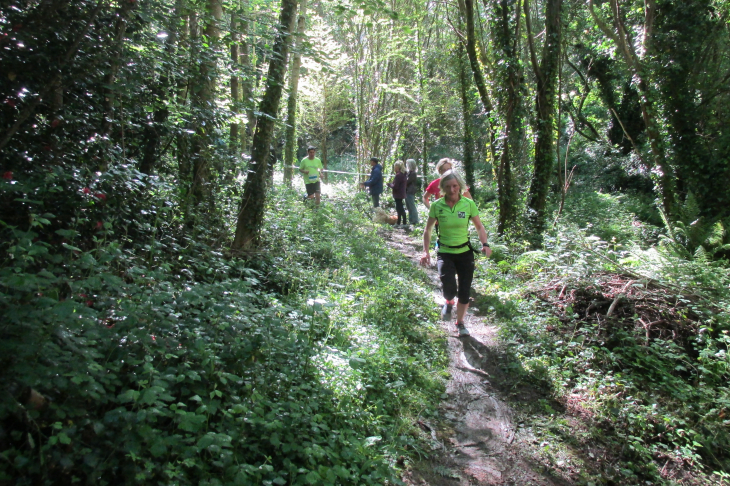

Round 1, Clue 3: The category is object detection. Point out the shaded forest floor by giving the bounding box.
[378,226,721,486]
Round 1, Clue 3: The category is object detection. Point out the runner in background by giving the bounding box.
[299,146,323,205]
[422,158,472,209]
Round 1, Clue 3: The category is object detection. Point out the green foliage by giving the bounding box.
[0,174,447,484]
[658,194,730,261]
[483,192,730,483]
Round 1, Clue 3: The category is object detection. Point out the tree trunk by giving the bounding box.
[230,11,241,153]
[458,0,493,115]
[416,14,429,178]
[190,0,223,207]
[240,17,254,152]
[589,0,675,216]
[458,41,475,196]
[232,0,298,250]
[320,81,329,183]
[492,0,523,236]
[655,0,728,219]
[177,13,193,188]
[139,0,183,175]
[99,0,134,169]
[283,0,308,186]
[525,0,562,245]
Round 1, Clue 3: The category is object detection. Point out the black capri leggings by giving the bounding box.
[394,198,406,225]
[437,251,475,304]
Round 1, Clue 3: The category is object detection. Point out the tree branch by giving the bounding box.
[0,0,106,151]
[523,0,542,84]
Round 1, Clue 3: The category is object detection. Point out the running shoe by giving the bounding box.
[441,302,453,321]
[457,322,470,337]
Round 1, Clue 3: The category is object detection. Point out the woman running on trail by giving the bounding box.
[420,170,491,337]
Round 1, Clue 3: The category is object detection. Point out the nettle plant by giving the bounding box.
[1,175,448,485]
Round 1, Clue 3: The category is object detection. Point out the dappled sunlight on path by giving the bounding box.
[381,227,576,486]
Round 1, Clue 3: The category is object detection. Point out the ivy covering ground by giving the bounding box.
[0,170,447,485]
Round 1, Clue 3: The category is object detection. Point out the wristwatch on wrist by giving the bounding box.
[482,242,490,248]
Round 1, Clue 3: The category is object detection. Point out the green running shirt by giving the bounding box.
[300,157,323,183]
[429,196,479,254]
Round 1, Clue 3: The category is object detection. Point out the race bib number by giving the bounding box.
[458,211,466,218]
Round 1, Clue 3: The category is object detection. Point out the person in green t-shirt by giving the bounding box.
[299,146,324,205]
[420,170,492,337]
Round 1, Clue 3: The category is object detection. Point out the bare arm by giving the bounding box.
[422,192,431,209]
[471,215,492,257]
[420,216,438,265]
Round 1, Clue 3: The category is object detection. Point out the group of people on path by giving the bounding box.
[359,157,420,228]
[298,148,491,337]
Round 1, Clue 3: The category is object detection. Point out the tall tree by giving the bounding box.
[654,0,730,219]
[524,0,562,243]
[239,13,255,152]
[230,6,242,153]
[489,0,525,235]
[458,41,475,194]
[232,0,298,250]
[589,0,675,216]
[100,0,135,169]
[283,0,309,185]
[139,0,185,175]
[190,0,223,206]
[457,0,493,118]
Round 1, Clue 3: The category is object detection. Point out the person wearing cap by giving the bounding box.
[420,170,491,337]
[360,157,383,208]
[299,146,323,205]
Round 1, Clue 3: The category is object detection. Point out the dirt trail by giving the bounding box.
[381,228,573,486]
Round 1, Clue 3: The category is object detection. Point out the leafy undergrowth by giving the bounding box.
[473,192,730,485]
[0,171,447,485]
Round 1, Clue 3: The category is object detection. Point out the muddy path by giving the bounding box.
[380,228,581,486]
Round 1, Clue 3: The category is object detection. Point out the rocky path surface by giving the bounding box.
[380,228,574,486]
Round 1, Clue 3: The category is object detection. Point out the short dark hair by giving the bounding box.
[370,157,379,163]
[307,146,316,151]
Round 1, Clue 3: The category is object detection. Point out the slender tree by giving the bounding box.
[458,41,475,195]
[239,13,255,152]
[190,0,223,206]
[283,0,309,185]
[232,0,298,250]
[458,0,493,117]
[589,0,675,216]
[524,0,562,244]
[489,0,524,235]
[99,0,135,169]
[230,6,242,153]
[654,0,729,219]
[139,0,185,175]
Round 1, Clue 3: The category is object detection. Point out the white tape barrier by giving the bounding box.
[284,165,426,178]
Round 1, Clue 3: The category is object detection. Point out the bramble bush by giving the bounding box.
[473,188,730,484]
[0,170,447,485]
